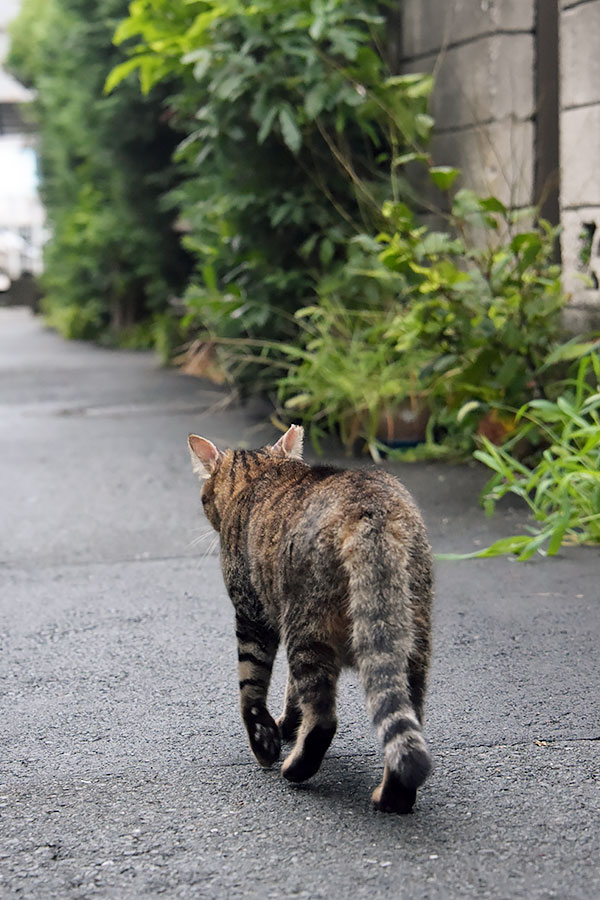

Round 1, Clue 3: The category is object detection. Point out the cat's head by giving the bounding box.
[187,424,304,530]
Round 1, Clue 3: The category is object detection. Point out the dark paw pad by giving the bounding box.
[244,706,281,767]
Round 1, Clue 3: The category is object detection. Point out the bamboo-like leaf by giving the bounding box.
[257,105,279,144]
[279,107,301,154]
[436,535,534,560]
[546,519,570,556]
[541,339,600,368]
[457,400,481,422]
[104,56,145,94]
[284,393,313,409]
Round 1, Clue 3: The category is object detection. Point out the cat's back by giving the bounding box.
[276,461,419,518]
[248,460,426,555]
[242,461,429,627]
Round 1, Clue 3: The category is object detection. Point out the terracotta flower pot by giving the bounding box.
[376,401,430,447]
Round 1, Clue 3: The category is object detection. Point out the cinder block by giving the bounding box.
[560,106,600,207]
[403,33,535,130]
[560,1,600,108]
[430,118,534,207]
[400,0,534,58]
[563,299,600,333]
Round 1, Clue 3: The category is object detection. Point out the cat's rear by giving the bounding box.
[337,474,433,812]
[264,466,433,812]
[188,425,433,814]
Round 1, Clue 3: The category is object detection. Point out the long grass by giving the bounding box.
[438,350,600,561]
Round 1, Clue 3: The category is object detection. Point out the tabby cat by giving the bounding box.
[188,424,433,813]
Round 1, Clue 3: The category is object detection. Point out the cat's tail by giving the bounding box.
[342,517,432,800]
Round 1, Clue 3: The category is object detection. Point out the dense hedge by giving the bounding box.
[13,0,434,369]
[105,0,434,388]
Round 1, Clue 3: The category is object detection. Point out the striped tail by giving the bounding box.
[342,519,432,805]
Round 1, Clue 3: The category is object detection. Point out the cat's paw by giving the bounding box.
[281,722,336,783]
[245,706,281,768]
[372,779,417,814]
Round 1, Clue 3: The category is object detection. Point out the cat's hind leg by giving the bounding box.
[281,640,340,783]
[236,615,281,768]
[277,674,302,742]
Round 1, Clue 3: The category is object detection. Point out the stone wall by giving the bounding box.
[399,0,536,208]
[559,0,600,323]
[398,0,600,326]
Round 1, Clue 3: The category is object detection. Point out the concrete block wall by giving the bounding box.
[559,0,600,321]
[399,0,536,208]
[398,0,600,325]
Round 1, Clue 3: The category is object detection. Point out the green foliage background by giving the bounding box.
[8,0,600,557]
[103,0,574,454]
[9,0,190,343]
[9,0,571,420]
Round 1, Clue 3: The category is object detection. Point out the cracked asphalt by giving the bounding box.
[1,307,598,899]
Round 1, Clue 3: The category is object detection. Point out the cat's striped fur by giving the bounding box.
[188,425,433,813]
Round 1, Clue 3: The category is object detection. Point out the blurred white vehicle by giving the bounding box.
[0,138,45,294]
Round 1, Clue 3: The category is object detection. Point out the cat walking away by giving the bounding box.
[188,425,433,813]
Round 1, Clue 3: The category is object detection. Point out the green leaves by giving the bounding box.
[278,106,302,154]
[256,105,279,144]
[436,535,538,562]
[429,166,460,192]
[104,56,145,94]
[304,82,329,120]
[97,0,438,390]
[456,400,481,422]
[384,73,434,98]
[372,176,569,458]
[541,337,600,367]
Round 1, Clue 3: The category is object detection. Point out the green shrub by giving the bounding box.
[44,299,105,341]
[107,0,434,387]
[278,180,567,456]
[277,297,432,458]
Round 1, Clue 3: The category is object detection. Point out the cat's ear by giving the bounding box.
[271,424,304,460]
[188,435,222,479]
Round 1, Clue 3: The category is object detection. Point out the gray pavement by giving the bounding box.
[1,307,598,900]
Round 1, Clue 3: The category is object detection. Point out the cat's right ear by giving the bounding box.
[271,424,304,460]
[188,435,222,480]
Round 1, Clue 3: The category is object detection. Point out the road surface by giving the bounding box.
[1,308,598,899]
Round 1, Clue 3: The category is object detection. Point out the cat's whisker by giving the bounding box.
[187,530,214,549]
[199,535,219,560]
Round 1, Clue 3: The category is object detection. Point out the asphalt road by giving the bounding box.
[1,307,598,899]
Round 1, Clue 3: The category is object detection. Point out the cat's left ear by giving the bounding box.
[188,434,223,479]
[271,424,304,460]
